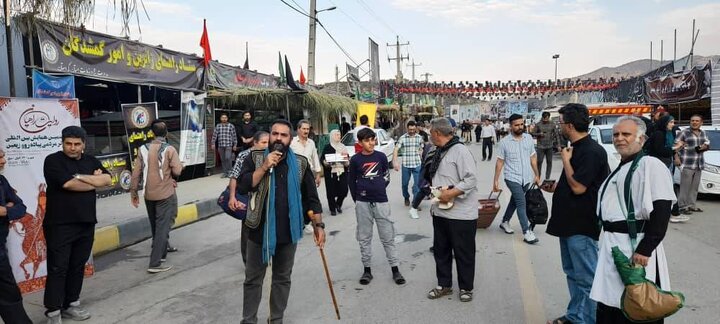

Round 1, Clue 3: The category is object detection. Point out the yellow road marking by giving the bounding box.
[512,237,547,323]
[174,204,199,228]
[93,226,120,256]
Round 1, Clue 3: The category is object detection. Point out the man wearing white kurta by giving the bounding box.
[590,116,676,324]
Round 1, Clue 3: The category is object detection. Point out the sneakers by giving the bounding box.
[409,208,420,219]
[304,224,314,234]
[670,215,690,223]
[147,265,173,273]
[523,230,539,244]
[61,301,91,321]
[499,221,514,234]
[46,310,62,324]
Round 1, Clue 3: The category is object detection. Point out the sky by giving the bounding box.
[84,0,720,84]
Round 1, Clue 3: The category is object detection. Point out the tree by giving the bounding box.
[4,0,147,33]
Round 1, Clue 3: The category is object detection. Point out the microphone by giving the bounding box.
[269,142,285,174]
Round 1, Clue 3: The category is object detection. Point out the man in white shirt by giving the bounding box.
[479,119,497,161]
[290,120,322,234]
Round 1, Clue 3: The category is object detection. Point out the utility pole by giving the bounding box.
[674,29,677,67]
[4,0,15,96]
[306,0,336,86]
[660,40,664,66]
[650,41,653,70]
[407,59,421,104]
[387,35,409,83]
[335,65,339,94]
[420,72,432,83]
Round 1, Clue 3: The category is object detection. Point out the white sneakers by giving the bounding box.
[523,230,539,244]
[304,224,314,234]
[409,208,420,219]
[499,221,514,234]
[669,215,690,223]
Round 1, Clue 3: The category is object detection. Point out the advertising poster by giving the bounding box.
[180,92,207,166]
[95,153,131,198]
[122,102,158,169]
[31,69,75,99]
[0,97,91,293]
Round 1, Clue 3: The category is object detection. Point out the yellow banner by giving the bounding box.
[356,102,377,127]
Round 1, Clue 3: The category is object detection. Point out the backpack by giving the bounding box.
[525,184,548,225]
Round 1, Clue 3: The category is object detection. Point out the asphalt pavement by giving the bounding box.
[20,142,720,323]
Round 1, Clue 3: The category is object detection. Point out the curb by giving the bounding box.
[91,198,223,256]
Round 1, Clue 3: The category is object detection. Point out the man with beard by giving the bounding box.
[239,111,259,151]
[533,112,561,180]
[237,119,324,324]
[543,104,609,324]
[0,148,33,323]
[591,116,675,323]
[493,114,541,244]
[43,126,111,323]
[424,118,479,302]
[290,120,323,234]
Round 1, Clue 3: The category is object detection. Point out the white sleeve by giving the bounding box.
[635,158,676,219]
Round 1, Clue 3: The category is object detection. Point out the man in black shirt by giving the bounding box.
[237,119,324,323]
[238,111,259,151]
[543,104,609,324]
[340,117,352,136]
[43,126,111,323]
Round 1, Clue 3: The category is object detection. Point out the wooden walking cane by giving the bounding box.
[308,211,341,320]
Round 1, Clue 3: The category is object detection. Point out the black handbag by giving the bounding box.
[525,184,548,225]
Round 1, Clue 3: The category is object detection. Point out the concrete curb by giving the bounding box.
[91,198,223,256]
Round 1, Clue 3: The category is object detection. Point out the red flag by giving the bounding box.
[299,67,306,85]
[199,19,212,66]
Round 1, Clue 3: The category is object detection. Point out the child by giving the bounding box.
[348,128,405,285]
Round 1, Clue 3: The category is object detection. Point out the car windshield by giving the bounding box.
[706,130,720,150]
[600,129,613,144]
[341,132,355,146]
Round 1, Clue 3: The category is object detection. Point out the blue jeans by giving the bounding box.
[501,180,530,233]
[401,165,421,200]
[560,235,598,324]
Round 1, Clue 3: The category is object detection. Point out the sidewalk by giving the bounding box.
[92,174,228,256]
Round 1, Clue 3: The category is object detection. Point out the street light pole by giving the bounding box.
[552,54,560,84]
[4,0,15,96]
[306,0,336,86]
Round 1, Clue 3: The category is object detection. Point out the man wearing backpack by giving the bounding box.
[543,104,610,324]
[130,120,184,273]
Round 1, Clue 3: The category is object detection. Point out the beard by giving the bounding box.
[271,140,289,153]
[512,128,524,136]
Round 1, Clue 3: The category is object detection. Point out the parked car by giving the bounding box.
[588,124,620,171]
[672,126,720,195]
[341,128,396,163]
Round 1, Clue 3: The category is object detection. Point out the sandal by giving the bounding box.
[689,207,703,212]
[359,272,373,285]
[427,286,453,299]
[459,289,473,302]
[547,316,572,324]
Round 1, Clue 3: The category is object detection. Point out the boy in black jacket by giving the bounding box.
[349,128,405,285]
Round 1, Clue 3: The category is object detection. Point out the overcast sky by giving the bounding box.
[88,0,720,84]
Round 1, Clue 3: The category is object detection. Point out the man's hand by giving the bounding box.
[632,253,649,267]
[6,202,14,208]
[172,180,178,188]
[315,174,321,187]
[233,146,238,152]
[393,162,400,172]
[228,196,246,211]
[493,180,501,192]
[262,151,283,171]
[560,147,573,163]
[131,196,140,208]
[314,227,326,249]
[0,206,7,217]
[211,145,215,151]
[438,187,456,203]
[534,175,541,186]
[94,169,103,175]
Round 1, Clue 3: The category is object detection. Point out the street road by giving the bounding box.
[22,142,720,323]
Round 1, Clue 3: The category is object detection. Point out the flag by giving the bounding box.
[299,67,306,85]
[284,56,307,93]
[243,42,249,69]
[199,19,212,66]
[278,52,286,86]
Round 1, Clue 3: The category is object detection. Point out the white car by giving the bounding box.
[341,128,396,163]
[589,124,720,195]
[672,126,720,195]
[588,124,620,171]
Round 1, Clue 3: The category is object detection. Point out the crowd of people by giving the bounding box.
[0,101,705,324]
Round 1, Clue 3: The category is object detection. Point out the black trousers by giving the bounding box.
[43,223,95,312]
[324,172,348,212]
[240,222,249,264]
[242,241,297,324]
[432,216,477,291]
[597,302,664,324]
[0,249,32,323]
[482,138,493,159]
